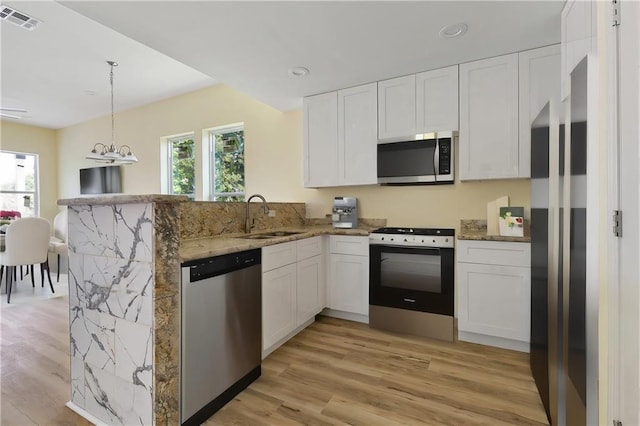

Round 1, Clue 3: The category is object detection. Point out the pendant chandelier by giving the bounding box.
[86,61,138,164]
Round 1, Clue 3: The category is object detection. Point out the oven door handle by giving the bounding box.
[403,298,416,303]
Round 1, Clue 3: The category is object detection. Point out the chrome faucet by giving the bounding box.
[245,194,270,233]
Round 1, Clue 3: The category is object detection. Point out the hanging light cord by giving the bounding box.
[107,60,118,150]
[86,60,137,163]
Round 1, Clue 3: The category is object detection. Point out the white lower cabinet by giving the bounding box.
[326,235,369,319]
[262,236,325,357]
[328,254,368,315]
[262,263,297,350]
[296,254,324,324]
[457,240,531,352]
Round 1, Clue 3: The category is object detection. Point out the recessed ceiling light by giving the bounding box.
[288,67,310,77]
[439,23,468,39]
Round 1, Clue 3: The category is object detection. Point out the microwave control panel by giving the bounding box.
[438,138,451,175]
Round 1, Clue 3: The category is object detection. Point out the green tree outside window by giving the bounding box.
[170,137,195,197]
[212,129,245,201]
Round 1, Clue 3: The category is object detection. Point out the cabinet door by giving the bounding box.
[457,262,531,342]
[459,53,519,180]
[416,65,459,133]
[337,83,378,185]
[262,263,297,350]
[297,254,324,325]
[328,254,369,315]
[378,75,416,141]
[561,0,593,100]
[303,92,338,187]
[518,45,560,178]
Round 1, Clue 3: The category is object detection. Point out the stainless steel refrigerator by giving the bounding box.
[530,57,589,426]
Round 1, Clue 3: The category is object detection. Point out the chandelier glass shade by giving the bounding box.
[86,61,138,164]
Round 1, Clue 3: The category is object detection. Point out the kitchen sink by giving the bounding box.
[238,231,303,239]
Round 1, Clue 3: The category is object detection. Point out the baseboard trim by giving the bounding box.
[66,401,107,425]
[458,330,530,352]
[320,308,369,324]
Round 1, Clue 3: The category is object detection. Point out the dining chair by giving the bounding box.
[48,209,68,282]
[0,217,53,303]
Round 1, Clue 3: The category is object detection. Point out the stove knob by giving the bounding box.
[433,239,436,243]
[445,238,449,242]
[381,237,384,241]
[390,238,394,241]
[421,239,425,243]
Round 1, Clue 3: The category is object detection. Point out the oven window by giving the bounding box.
[380,252,441,293]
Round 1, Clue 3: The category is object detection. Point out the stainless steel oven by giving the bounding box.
[369,227,455,341]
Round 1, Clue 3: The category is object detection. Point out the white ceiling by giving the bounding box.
[1,1,564,130]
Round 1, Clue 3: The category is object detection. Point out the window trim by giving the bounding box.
[161,132,196,198]
[0,150,39,217]
[205,123,245,201]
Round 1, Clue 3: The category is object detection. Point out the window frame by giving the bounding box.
[206,123,245,201]
[0,150,39,217]
[163,133,196,199]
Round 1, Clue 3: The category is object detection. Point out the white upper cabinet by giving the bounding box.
[459,53,520,180]
[416,65,459,133]
[337,83,378,185]
[378,75,416,141]
[518,45,561,177]
[303,84,377,188]
[303,92,339,187]
[561,0,594,100]
[459,46,559,181]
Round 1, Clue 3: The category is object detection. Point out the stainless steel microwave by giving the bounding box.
[377,132,455,185]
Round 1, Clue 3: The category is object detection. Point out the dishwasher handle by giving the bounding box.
[185,249,261,283]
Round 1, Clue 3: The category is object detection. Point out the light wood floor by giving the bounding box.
[208,316,549,426]
[1,296,548,425]
[0,296,90,425]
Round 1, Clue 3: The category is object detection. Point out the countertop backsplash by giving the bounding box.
[180,201,306,240]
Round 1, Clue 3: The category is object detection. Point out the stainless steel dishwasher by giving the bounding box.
[181,249,261,426]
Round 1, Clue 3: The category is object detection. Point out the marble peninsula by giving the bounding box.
[58,194,380,425]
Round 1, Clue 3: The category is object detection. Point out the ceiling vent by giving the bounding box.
[0,5,40,30]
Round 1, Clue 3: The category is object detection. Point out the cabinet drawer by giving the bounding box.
[297,236,323,261]
[457,240,530,267]
[262,241,297,272]
[329,235,369,256]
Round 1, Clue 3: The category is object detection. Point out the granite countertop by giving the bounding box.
[58,194,190,206]
[180,225,375,262]
[457,219,531,243]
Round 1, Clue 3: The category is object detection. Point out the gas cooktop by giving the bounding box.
[369,227,455,248]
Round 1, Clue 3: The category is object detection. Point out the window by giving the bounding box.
[165,135,195,198]
[207,124,245,201]
[0,151,39,219]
